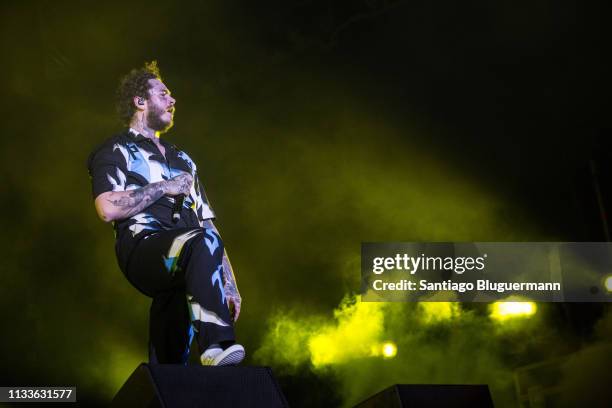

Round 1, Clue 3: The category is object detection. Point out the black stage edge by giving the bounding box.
[112,363,289,408]
[354,384,494,408]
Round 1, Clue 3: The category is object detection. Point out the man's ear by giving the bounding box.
[133,96,146,110]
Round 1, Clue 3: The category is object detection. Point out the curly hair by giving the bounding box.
[116,61,163,125]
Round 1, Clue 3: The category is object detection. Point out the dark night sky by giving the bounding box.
[1,1,611,406]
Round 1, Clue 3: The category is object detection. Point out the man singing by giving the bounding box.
[87,61,244,366]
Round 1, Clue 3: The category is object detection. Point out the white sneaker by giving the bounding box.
[200,344,245,366]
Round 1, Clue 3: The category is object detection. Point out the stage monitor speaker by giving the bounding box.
[112,363,289,408]
[354,384,494,408]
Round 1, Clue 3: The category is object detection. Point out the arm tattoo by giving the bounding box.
[106,182,165,219]
[203,220,241,299]
[222,251,241,299]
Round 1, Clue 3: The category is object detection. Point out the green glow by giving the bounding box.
[255,296,391,370]
[418,302,461,323]
[77,333,145,397]
[253,311,324,373]
[308,297,385,368]
[255,294,555,406]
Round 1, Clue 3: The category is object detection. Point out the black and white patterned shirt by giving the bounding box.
[87,128,215,271]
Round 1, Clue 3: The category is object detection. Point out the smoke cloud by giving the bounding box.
[255,294,612,407]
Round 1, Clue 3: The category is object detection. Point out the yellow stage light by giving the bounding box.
[490,301,537,321]
[604,275,612,293]
[381,342,397,358]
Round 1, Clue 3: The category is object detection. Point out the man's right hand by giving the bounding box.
[164,172,193,196]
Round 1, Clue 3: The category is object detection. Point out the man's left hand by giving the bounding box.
[226,293,242,322]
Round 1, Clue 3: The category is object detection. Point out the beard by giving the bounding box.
[146,104,174,133]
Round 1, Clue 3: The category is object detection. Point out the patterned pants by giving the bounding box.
[124,227,235,364]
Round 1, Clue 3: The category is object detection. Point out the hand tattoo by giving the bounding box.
[167,173,193,195]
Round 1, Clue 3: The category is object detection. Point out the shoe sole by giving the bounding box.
[214,344,246,366]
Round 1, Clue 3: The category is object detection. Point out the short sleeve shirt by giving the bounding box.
[87,129,215,271]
